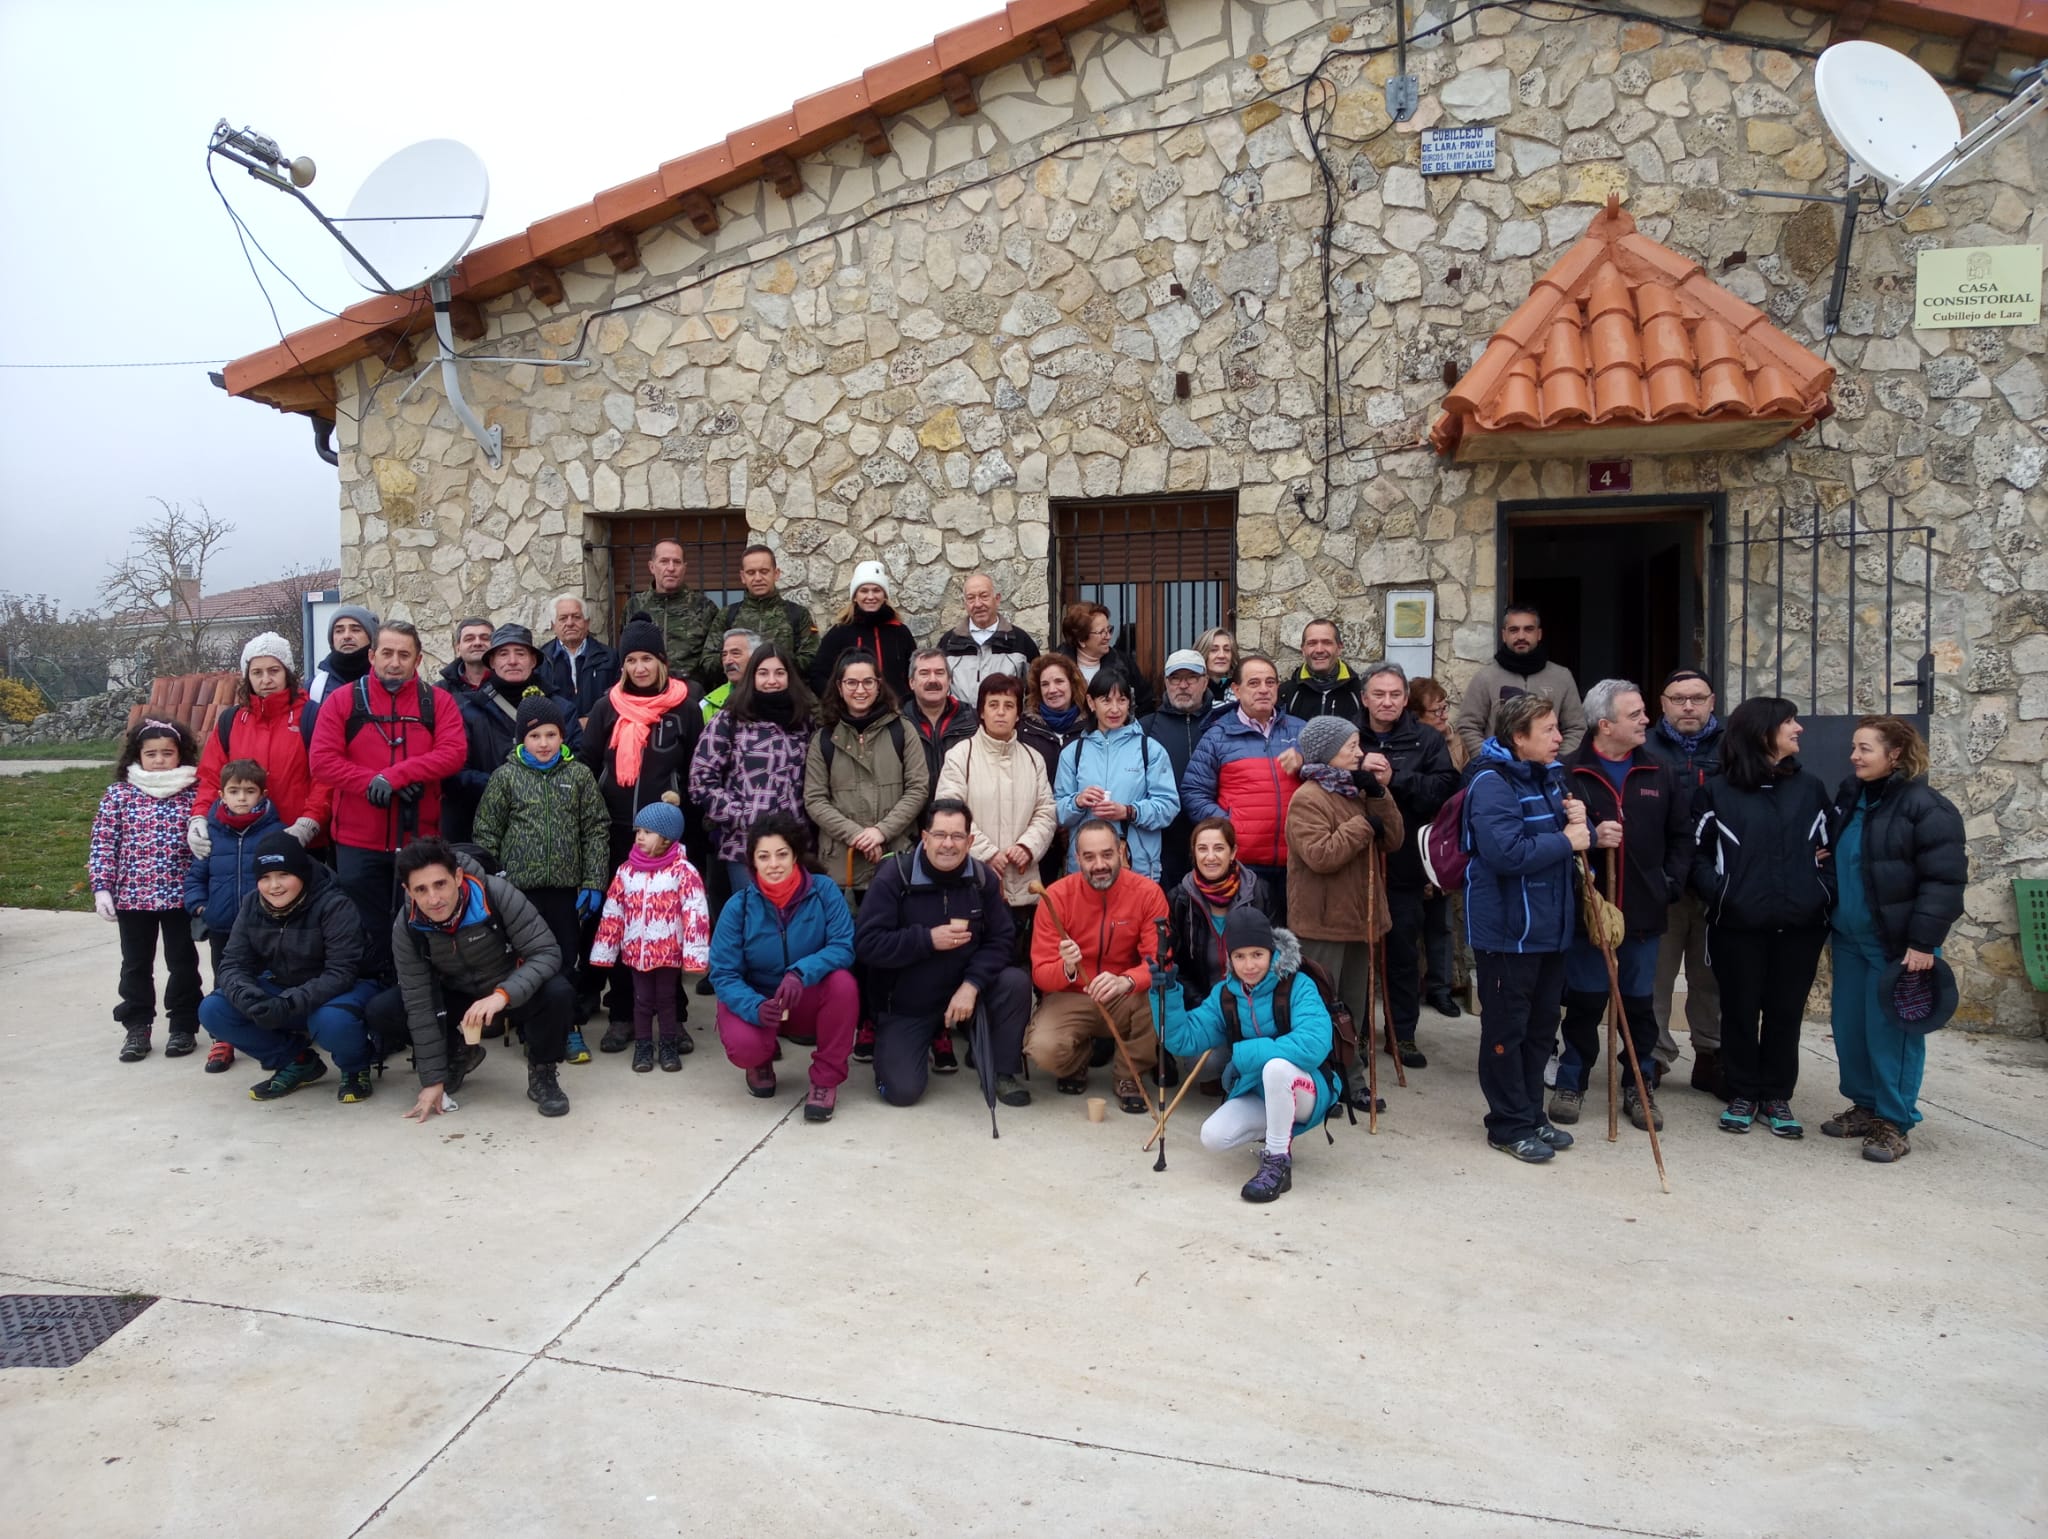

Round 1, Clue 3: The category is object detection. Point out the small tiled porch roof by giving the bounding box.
[1429,199,1835,463]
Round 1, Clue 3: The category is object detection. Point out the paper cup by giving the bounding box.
[950,917,970,932]
[460,1019,484,1046]
[1086,1097,1107,1123]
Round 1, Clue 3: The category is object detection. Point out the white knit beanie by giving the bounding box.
[241,631,296,674]
[850,559,890,598]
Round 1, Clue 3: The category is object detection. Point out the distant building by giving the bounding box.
[110,567,340,687]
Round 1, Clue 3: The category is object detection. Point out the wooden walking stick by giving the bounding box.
[1580,851,1670,1193]
[1027,881,1160,1119]
[1357,847,1380,1134]
[1143,1050,1211,1151]
[1371,841,1406,1090]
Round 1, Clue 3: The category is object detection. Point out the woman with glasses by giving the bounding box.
[1056,601,1154,717]
[802,653,929,900]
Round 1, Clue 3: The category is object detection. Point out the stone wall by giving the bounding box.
[327,0,2047,1030]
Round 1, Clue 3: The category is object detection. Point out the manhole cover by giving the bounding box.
[0,1294,156,1368]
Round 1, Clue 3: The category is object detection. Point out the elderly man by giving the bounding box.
[936,573,1040,705]
[1355,661,1458,1066]
[367,839,573,1121]
[443,623,581,844]
[1454,605,1586,759]
[903,646,979,784]
[855,798,1033,1109]
[1282,619,1364,725]
[1638,667,1726,1095]
[1142,649,1219,890]
[701,628,760,723]
[1183,653,1306,924]
[438,617,494,700]
[1025,819,1167,1113]
[719,544,819,681]
[1549,679,1692,1132]
[630,539,723,690]
[541,596,618,728]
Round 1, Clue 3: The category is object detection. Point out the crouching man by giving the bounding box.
[367,837,575,1121]
[854,798,1032,1109]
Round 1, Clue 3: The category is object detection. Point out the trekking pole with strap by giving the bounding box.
[1577,849,1671,1194]
[1150,916,1173,1172]
[1371,840,1405,1090]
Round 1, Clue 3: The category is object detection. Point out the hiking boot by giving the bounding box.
[657,1037,683,1073]
[1760,1099,1803,1139]
[165,1030,197,1058]
[1861,1119,1911,1163]
[1690,1047,1729,1101]
[444,1042,485,1093]
[631,1039,655,1074]
[1624,1083,1664,1132]
[674,1023,695,1055]
[1490,1135,1555,1163]
[527,1062,570,1117]
[564,1029,591,1065]
[1113,1076,1149,1115]
[852,1021,875,1063]
[119,1026,153,1062]
[1199,1077,1225,1098]
[804,1084,837,1123]
[1396,1038,1427,1069]
[1089,1036,1117,1069]
[1426,988,1462,1019]
[1534,1123,1574,1150]
[1547,1088,1583,1125]
[1241,1151,1293,1203]
[995,1073,1032,1107]
[1821,1103,1879,1139]
[1056,1073,1088,1095]
[204,1040,235,1073]
[599,1020,634,1054]
[250,1053,327,1101]
[1720,1096,1757,1134]
[746,1063,777,1099]
[481,1022,504,1040]
[337,1070,374,1104]
[931,1030,958,1075]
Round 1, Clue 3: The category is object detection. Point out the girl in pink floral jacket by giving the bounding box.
[590,794,711,1073]
[90,718,203,1063]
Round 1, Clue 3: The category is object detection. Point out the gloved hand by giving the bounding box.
[767,972,805,1020]
[94,891,117,923]
[187,816,212,858]
[366,775,396,808]
[1147,957,1180,992]
[285,817,321,846]
[398,780,424,805]
[576,888,604,920]
[244,994,288,1028]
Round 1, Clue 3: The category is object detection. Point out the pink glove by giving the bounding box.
[767,972,805,1021]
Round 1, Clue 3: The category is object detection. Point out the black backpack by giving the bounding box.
[1217,955,1361,1133]
[343,674,437,745]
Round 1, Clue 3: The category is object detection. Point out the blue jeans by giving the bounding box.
[1830,929,1927,1128]
[198,979,380,1074]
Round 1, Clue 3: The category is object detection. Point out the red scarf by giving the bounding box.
[607,678,691,786]
[756,867,808,912]
[216,801,271,832]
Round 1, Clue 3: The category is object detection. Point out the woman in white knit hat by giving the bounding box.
[810,559,915,698]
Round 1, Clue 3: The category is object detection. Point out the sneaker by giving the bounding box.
[931,1031,959,1075]
[165,1030,197,1058]
[675,1023,695,1056]
[995,1073,1032,1107]
[1691,1047,1729,1102]
[1112,1076,1149,1115]
[1861,1119,1911,1163]
[1821,1103,1879,1139]
[657,1037,682,1073]
[118,1026,152,1062]
[851,1021,876,1064]
[564,1029,591,1065]
[337,1070,374,1103]
[250,1053,327,1101]
[1490,1135,1555,1163]
[804,1084,837,1122]
[1534,1123,1574,1150]
[527,1062,570,1117]
[632,1039,655,1073]
[599,1020,634,1054]
[1241,1151,1293,1203]
[1720,1096,1757,1134]
[1426,989,1462,1019]
[1547,1088,1583,1126]
[1760,1099,1803,1139]
[1624,1083,1664,1132]
[445,1042,485,1093]
[746,1063,777,1099]
[1396,1037,1427,1069]
[204,1041,235,1073]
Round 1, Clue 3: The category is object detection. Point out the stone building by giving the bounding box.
[223,0,2048,1031]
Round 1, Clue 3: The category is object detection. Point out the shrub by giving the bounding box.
[0,675,49,724]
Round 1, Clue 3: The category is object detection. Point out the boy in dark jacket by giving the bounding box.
[854,799,1032,1110]
[185,759,285,979]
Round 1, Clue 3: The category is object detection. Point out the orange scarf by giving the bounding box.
[607,678,691,786]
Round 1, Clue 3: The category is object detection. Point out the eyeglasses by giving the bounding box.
[1420,703,1449,719]
[927,831,969,843]
[842,678,878,691]
[1662,692,1713,706]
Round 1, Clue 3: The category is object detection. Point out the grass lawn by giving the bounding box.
[0,737,121,762]
[0,767,106,911]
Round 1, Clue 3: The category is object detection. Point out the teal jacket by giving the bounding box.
[1160,927,1336,1134]
[1053,720,1180,880]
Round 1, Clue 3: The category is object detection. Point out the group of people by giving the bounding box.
[86,546,1967,1198]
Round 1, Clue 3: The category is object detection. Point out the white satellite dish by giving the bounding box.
[340,139,489,294]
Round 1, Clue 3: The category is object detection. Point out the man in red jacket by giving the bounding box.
[310,620,468,979]
[1025,819,1167,1114]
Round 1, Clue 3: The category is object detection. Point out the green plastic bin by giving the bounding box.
[2017,880,2048,992]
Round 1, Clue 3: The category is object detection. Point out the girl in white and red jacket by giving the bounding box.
[90,718,202,1063]
[590,794,710,1074]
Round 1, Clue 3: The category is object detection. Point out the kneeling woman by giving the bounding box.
[709,813,859,1122]
[1159,907,1336,1203]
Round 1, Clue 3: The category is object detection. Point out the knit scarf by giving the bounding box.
[629,840,681,874]
[1192,863,1242,911]
[757,867,808,912]
[518,746,569,772]
[216,800,270,831]
[751,689,798,726]
[1655,714,1720,751]
[1494,641,1550,678]
[1036,702,1082,734]
[1300,761,1360,798]
[606,678,690,787]
[127,764,197,799]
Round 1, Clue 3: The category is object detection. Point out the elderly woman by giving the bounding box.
[935,673,1058,942]
[1822,715,1965,1164]
[1056,602,1154,717]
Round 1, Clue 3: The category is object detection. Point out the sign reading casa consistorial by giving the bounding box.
[1914,245,2042,329]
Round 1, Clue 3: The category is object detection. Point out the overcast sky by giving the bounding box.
[0,0,986,610]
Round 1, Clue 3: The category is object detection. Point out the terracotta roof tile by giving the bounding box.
[1430,198,1835,458]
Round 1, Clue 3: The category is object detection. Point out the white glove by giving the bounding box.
[186,817,212,859]
[285,817,321,845]
[94,891,117,923]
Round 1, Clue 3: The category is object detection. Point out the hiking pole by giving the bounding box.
[1606,845,1620,1144]
[1372,842,1406,1090]
[1143,1050,1211,1152]
[1027,882,1158,1124]
[1360,850,1380,1135]
[1150,917,1173,1171]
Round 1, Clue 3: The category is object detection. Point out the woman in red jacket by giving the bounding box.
[190,633,331,853]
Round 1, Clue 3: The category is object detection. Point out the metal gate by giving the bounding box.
[1053,495,1236,686]
[1711,497,1934,776]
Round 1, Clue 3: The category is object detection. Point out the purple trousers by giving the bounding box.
[716,970,858,1089]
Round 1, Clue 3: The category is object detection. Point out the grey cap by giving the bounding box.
[484,623,538,661]
[329,605,380,645]
[1163,648,1206,677]
[1298,714,1361,767]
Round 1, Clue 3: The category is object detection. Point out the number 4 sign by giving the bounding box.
[1588,459,1632,493]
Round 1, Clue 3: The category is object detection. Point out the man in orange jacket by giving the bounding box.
[1026,818,1167,1114]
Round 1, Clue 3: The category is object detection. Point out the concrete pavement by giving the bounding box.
[2,905,2043,1538]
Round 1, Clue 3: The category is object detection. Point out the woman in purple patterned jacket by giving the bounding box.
[688,642,816,893]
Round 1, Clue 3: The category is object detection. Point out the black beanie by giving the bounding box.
[617,613,666,663]
[516,694,566,739]
[251,829,314,884]
[1222,906,1276,954]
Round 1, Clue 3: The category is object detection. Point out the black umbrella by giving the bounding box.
[971,1001,1000,1139]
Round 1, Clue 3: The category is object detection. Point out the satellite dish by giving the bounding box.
[1814,42,1960,191]
[340,139,489,294]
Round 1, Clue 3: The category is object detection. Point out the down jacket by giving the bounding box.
[1561,741,1692,939]
[590,844,711,973]
[1689,758,1835,931]
[89,777,196,911]
[810,606,916,698]
[194,687,329,833]
[1160,925,1337,1133]
[183,801,286,933]
[936,619,1039,707]
[1052,721,1181,881]
[215,862,367,1020]
[1028,868,1167,996]
[707,874,857,1026]
[1827,773,1966,958]
[308,673,468,851]
[391,867,562,1087]
[1183,709,1306,868]
[934,728,1059,908]
[802,714,930,891]
[1460,738,1577,955]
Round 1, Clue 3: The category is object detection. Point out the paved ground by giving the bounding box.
[0,759,113,775]
[2,905,2043,1538]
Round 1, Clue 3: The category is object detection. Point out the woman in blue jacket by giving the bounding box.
[1054,674,1180,881]
[1462,692,1592,1163]
[1160,906,1335,1204]
[709,813,857,1123]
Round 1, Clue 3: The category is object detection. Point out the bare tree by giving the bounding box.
[100,499,236,678]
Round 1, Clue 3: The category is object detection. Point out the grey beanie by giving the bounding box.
[1297,714,1360,768]
[330,605,380,645]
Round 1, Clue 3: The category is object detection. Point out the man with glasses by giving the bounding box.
[1639,669,1727,1096]
[1184,653,1306,925]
